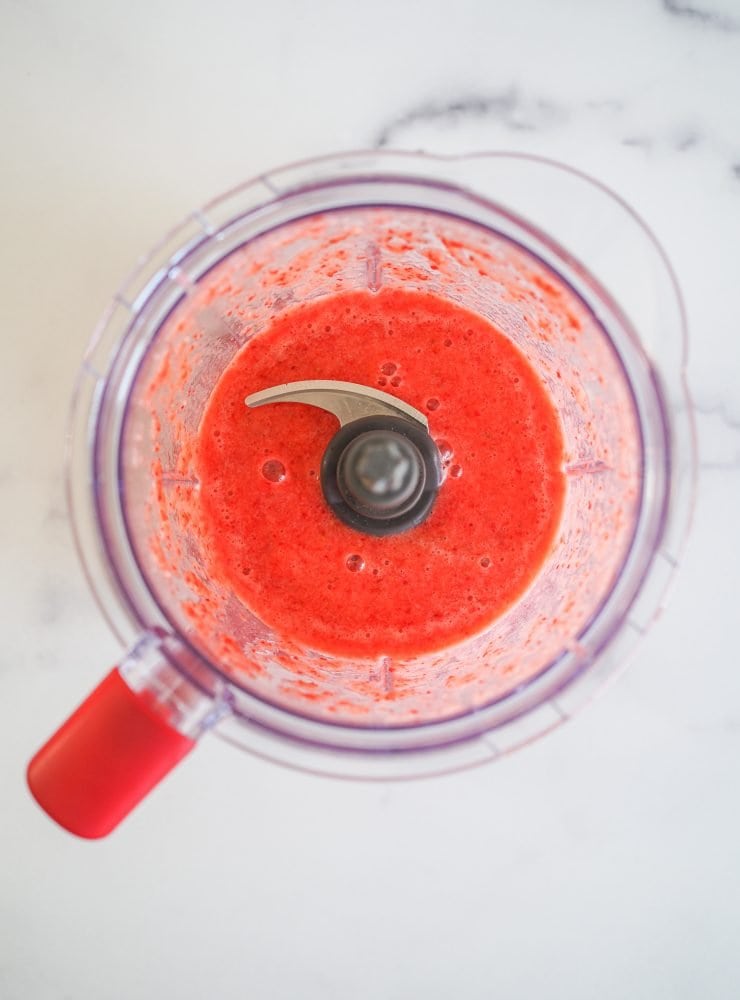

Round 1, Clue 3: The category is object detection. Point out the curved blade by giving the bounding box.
[245,380,429,430]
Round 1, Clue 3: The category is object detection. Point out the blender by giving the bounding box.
[26,151,695,838]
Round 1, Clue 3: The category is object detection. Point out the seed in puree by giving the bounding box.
[195,287,565,659]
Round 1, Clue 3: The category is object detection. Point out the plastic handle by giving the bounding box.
[27,668,195,839]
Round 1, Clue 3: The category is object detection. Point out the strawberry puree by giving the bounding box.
[194,287,565,659]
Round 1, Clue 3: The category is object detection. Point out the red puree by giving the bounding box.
[195,287,565,659]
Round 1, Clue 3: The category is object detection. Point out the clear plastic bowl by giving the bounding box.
[64,151,694,784]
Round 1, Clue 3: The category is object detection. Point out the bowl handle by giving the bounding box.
[27,634,220,838]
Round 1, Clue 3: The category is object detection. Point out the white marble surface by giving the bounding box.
[2,1,740,997]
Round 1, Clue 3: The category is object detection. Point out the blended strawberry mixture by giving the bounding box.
[194,286,565,659]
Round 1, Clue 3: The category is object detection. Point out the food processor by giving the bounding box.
[26,151,695,838]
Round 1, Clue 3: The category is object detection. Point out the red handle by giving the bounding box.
[27,668,195,839]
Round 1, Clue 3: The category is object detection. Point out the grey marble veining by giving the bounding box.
[375,86,740,177]
[374,90,570,147]
[663,0,740,32]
